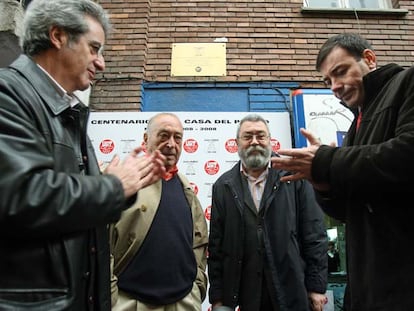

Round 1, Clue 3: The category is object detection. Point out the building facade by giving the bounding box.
[2,1,413,112]
[90,0,414,111]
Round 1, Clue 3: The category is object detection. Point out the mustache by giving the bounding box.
[246,145,267,155]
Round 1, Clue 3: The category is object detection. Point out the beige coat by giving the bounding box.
[110,173,209,306]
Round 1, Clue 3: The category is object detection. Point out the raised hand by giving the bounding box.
[271,128,332,191]
[104,147,166,198]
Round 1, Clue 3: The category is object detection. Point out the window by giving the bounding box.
[304,0,392,9]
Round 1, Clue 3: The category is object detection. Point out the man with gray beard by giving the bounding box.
[208,114,328,311]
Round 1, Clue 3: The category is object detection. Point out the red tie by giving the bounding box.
[356,111,362,131]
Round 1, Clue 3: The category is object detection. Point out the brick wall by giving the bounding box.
[92,0,414,110]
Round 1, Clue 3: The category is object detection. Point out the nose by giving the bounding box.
[94,55,105,71]
[330,77,342,94]
[250,135,260,144]
[166,135,176,147]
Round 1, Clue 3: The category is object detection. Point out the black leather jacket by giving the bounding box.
[0,55,127,310]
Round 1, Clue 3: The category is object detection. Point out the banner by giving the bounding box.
[88,111,292,310]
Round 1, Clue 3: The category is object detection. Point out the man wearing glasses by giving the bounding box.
[208,114,328,311]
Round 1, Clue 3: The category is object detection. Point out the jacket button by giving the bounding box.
[88,296,94,304]
[141,205,147,212]
[90,247,96,253]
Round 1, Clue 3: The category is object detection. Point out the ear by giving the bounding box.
[143,132,148,145]
[362,49,377,70]
[49,25,67,50]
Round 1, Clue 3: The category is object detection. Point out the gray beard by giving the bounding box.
[239,146,271,169]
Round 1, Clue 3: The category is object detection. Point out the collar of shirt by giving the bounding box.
[240,161,270,183]
[37,64,80,107]
[240,162,269,210]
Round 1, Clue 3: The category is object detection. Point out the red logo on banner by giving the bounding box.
[270,138,281,152]
[183,138,198,153]
[99,139,115,154]
[204,160,220,175]
[190,182,199,195]
[225,138,238,153]
[204,205,211,221]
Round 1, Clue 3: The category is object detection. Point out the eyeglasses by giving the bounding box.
[238,133,269,143]
[88,40,104,57]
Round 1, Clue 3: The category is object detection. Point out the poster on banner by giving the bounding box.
[87,111,292,311]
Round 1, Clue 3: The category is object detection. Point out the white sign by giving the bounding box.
[302,94,354,146]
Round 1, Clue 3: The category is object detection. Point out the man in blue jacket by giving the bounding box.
[208,114,328,311]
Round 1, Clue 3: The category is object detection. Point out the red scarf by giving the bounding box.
[163,165,178,181]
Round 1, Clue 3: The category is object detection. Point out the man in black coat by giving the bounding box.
[272,33,414,310]
[208,114,328,311]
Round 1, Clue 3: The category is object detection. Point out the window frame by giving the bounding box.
[301,0,408,15]
[303,0,392,10]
